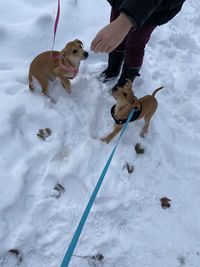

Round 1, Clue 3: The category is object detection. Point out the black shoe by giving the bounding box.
[100,51,125,82]
[112,64,141,93]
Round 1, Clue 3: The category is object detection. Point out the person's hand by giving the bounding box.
[90,13,133,53]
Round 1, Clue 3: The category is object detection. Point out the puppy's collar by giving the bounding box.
[50,51,79,79]
[59,63,79,79]
[111,103,142,125]
[51,51,60,60]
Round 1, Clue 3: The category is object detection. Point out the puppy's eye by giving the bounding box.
[72,49,78,54]
[79,44,83,48]
[123,93,127,97]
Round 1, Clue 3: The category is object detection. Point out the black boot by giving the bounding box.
[112,64,141,92]
[100,51,125,82]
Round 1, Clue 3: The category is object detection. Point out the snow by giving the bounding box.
[0,0,200,266]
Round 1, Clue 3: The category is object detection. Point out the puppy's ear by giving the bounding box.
[74,39,83,47]
[62,45,71,56]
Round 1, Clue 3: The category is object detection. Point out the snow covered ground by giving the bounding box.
[0,0,200,266]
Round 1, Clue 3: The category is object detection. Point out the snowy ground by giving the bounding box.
[0,0,200,266]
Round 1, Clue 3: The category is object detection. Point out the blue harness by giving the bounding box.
[111,103,142,125]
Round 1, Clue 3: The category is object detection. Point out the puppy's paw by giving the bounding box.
[47,95,57,104]
[101,137,110,144]
[140,133,144,138]
[63,84,71,94]
[66,88,72,94]
[50,97,57,104]
[61,81,66,89]
[140,131,147,138]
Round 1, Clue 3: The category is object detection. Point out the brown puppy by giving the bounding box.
[101,80,163,143]
[29,39,88,96]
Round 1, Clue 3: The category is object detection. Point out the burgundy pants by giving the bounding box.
[111,9,156,68]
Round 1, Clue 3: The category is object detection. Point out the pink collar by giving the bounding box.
[50,51,78,79]
[51,51,60,60]
[59,63,79,79]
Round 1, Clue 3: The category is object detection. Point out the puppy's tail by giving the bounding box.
[152,86,164,97]
[29,70,34,91]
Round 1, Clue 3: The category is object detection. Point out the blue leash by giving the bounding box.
[60,108,136,267]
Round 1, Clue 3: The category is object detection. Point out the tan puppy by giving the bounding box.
[101,80,163,143]
[29,39,88,95]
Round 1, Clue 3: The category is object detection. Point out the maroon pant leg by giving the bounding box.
[110,8,156,68]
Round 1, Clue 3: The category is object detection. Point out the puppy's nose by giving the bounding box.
[84,51,89,58]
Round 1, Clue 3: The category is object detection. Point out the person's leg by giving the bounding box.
[116,25,156,86]
[125,25,156,67]
[101,8,127,81]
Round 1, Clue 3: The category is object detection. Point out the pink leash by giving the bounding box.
[50,0,78,79]
[51,0,61,54]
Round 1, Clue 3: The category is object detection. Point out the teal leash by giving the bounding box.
[60,108,136,267]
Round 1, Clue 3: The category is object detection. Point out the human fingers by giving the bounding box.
[90,33,102,51]
[93,40,105,53]
[94,39,115,53]
[99,43,111,53]
[105,45,113,53]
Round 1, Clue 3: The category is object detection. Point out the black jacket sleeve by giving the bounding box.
[118,0,164,28]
